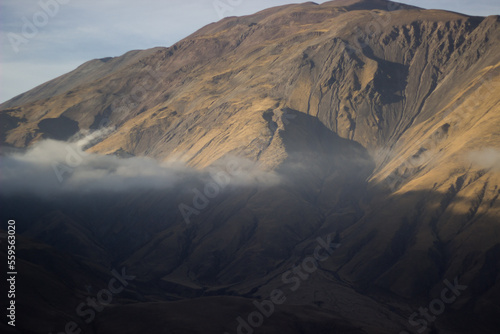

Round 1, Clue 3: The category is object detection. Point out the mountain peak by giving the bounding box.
[1,1,500,334]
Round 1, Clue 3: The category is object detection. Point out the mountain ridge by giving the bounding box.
[1,1,500,333]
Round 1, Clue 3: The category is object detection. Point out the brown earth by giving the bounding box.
[1,0,499,333]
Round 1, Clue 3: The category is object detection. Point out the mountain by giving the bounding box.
[1,0,500,333]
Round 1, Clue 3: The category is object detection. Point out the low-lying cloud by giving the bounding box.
[0,130,281,196]
[468,148,500,171]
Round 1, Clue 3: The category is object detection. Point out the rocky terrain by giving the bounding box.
[1,0,500,333]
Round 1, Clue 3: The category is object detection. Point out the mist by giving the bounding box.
[468,148,500,171]
[0,130,281,197]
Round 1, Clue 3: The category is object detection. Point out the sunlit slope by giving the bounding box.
[1,1,500,333]
[2,1,498,170]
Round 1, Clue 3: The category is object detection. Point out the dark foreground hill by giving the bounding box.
[1,0,500,333]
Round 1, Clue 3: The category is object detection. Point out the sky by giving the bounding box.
[1,0,499,104]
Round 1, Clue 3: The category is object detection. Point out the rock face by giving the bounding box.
[1,1,500,333]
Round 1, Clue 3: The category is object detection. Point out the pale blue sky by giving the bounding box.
[1,0,499,103]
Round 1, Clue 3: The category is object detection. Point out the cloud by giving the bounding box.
[0,129,280,196]
[468,148,500,171]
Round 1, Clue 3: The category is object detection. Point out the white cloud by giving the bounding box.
[0,129,281,196]
[468,148,500,171]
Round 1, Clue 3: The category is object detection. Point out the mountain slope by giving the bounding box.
[1,1,500,333]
